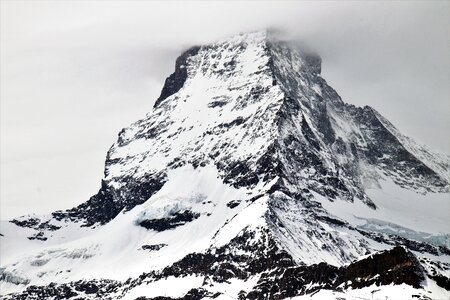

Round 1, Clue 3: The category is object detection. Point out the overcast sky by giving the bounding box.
[1,1,449,219]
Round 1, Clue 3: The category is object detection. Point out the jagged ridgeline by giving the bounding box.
[1,30,449,299]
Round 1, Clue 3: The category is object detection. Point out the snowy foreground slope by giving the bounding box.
[1,30,449,299]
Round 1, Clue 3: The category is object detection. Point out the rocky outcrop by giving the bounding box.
[246,246,425,299]
[1,246,428,300]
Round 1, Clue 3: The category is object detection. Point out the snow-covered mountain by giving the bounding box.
[1,30,449,300]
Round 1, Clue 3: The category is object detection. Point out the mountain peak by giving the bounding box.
[39,29,449,227]
[154,29,322,108]
[2,30,449,300]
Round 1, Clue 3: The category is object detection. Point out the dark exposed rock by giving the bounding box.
[254,143,283,183]
[246,246,426,299]
[10,219,61,231]
[315,215,347,227]
[141,244,167,251]
[135,288,214,300]
[222,161,260,188]
[52,172,167,227]
[226,200,241,209]
[316,104,335,145]
[207,100,228,108]
[247,262,339,299]
[335,246,425,289]
[156,229,295,283]
[300,115,321,150]
[2,279,120,300]
[74,282,99,294]
[28,232,48,241]
[216,116,247,129]
[429,274,450,291]
[347,106,447,192]
[154,46,201,108]
[10,218,40,228]
[10,218,62,241]
[138,210,200,232]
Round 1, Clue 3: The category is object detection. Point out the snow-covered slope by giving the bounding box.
[1,30,449,299]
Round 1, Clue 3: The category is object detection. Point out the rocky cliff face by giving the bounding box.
[1,30,449,299]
